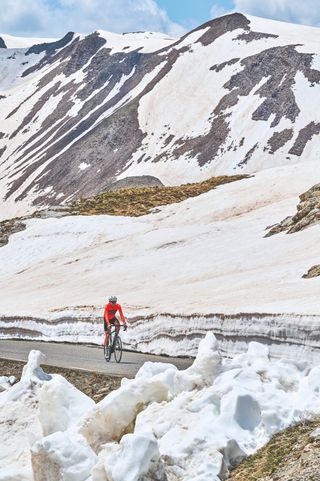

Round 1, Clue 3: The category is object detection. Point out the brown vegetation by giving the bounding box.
[69,175,247,217]
[228,420,320,481]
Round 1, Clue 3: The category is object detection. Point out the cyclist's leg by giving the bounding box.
[114,318,120,334]
[104,319,110,346]
[109,318,117,351]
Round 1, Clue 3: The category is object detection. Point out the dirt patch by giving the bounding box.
[0,358,121,403]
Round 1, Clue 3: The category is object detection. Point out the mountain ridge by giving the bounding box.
[1,12,320,220]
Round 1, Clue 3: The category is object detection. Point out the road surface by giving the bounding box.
[0,340,192,377]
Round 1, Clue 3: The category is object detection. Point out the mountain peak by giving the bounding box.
[192,12,250,35]
[182,12,250,47]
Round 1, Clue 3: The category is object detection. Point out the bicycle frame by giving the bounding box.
[103,324,124,363]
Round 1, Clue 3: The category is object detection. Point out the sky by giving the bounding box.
[0,0,320,39]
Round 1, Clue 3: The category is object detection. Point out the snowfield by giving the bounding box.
[0,161,319,360]
[2,334,320,481]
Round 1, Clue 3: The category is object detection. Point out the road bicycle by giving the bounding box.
[103,324,124,363]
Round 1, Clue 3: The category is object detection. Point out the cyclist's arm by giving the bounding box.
[118,305,127,327]
[104,306,111,331]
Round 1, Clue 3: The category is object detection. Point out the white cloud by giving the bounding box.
[211,0,320,27]
[0,0,185,38]
[210,4,230,20]
[235,0,320,26]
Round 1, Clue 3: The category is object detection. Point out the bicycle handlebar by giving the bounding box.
[107,324,127,331]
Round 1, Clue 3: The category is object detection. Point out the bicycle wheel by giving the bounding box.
[113,335,122,363]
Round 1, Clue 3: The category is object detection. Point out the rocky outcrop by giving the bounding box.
[265,128,294,153]
[289,122,320,156]
[0,37,6,49]
[106,175,163,191]
[0,218,26,247]
[25,31,74,56]
[266,183,320,236]
[303,265,320,278]
[229,420,320,481]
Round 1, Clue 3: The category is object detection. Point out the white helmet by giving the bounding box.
[109,295,117,303]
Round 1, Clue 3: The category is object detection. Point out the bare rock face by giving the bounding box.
[289,122,320,156]
[266,183,320,236]
[0,37,6,49]
[25,31,75,56]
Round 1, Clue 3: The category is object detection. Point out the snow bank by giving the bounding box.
[0,350,94,480]
[0,162,319,361]
[2,334,320,481]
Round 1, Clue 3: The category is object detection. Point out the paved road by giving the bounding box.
[0,340,192,377]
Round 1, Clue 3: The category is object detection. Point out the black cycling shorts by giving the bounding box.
[104,317,118,332]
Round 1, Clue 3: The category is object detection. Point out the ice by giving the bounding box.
[39,375,95,436]
[78,373,171,452]
[32,431,97,481]
[0,376,15,392]
[93,433,165,481]
[2,335,320,480]
[0,350,97,480]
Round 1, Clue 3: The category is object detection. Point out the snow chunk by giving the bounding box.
[39,375,95,436]
[21,350,51,382]
[79,375,171,452]
[93,433,165,481]
[78,162,91,170]
[31,431,96,481]
[0,375,15,392]
[2,350,51,404]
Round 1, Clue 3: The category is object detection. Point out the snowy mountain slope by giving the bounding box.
[0,33,56,49]
[1,13,320,219]
[0,160,319,361]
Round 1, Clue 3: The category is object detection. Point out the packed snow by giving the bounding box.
[2,334,320,480]
[96,29,176,54]
[0,33,56,49]
[0,161,319,359]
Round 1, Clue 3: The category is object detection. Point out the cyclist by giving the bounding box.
[104,296,127,348]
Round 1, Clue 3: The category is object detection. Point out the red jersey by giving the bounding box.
[104,303,125,323]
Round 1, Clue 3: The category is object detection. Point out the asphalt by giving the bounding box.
[0,339,193,377]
